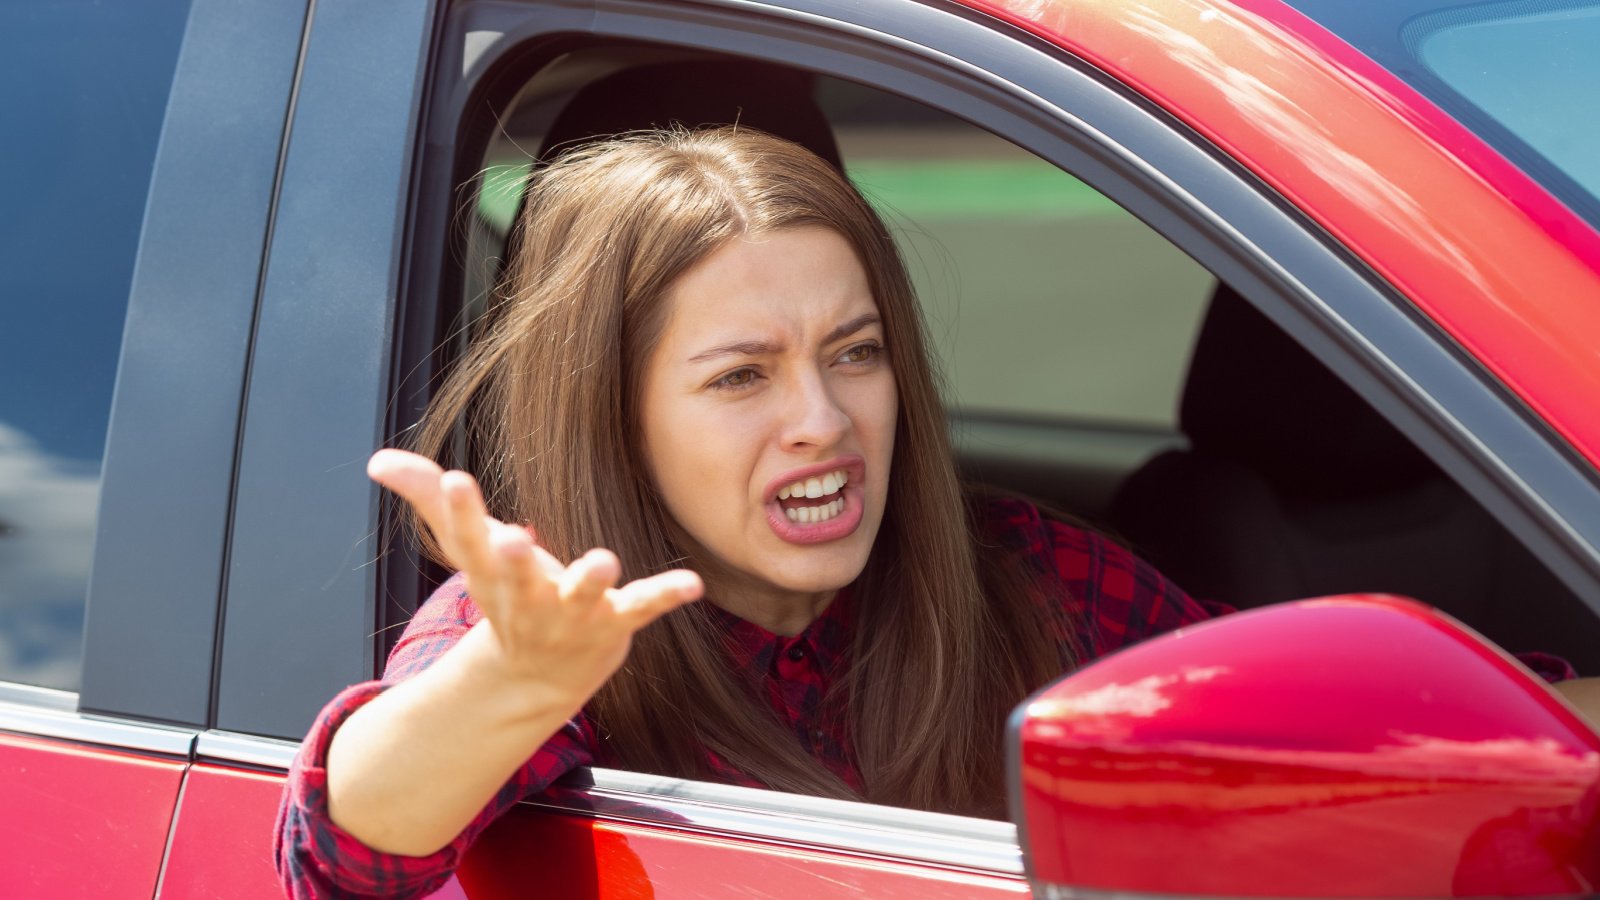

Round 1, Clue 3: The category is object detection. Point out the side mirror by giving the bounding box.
[1008,595,1599,897]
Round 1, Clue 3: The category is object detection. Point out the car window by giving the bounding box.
[472,71,1210,433]
[415,33,1595,813]
[463,58,1209,522]
[0,0,193,691]
[819,80,1213,430]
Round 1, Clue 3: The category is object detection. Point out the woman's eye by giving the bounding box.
[712,368,759,391]
[838,341,884,365]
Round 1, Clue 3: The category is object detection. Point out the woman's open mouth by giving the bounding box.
[776,468,848,523]
[764,461,866,544]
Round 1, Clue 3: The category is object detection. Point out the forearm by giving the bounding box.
[325,622,583,857]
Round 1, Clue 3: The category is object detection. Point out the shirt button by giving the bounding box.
[787,644,806,662]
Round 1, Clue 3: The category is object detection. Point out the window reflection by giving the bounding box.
[0,0,192,691]
[0,423,97,691]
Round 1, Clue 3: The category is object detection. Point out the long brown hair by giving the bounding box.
[411,127,1070,816]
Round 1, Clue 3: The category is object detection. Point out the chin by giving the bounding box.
[766,543,873,594]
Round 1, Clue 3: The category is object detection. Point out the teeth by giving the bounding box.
[784,495,846,525]
[775,470,851,502]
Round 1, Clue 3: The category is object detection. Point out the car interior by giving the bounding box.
[422,44,1600,681]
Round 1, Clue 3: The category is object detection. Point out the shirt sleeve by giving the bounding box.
[274,575,597,899]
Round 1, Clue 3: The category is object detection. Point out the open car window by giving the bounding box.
[387,1,1600,836]
[438,40,1597,678]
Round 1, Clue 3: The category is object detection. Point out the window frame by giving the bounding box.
[365,0,1600,866]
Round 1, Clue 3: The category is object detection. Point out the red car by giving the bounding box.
[2,0,1597,896]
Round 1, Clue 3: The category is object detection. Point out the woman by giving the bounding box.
[273,127,1586,899]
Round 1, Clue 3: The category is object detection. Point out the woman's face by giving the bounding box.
[639,226,898,616]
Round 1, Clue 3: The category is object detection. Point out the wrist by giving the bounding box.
[437,621,590,728]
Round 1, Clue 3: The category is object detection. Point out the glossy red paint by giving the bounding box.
[159,764,472,900]
[1015,595,1600,897]
[459,805,1030,898]
[953,0,1600,468]
[0,733,184,898]
[161,764,289,899]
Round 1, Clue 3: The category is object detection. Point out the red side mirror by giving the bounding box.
[1008,595,1600,897]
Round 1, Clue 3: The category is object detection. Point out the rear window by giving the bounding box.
[0,0,193,691]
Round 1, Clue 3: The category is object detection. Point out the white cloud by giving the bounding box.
[0,421,99,691]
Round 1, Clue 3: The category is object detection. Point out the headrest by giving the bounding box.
[1180,283,1436,500]
[536,60,842,169]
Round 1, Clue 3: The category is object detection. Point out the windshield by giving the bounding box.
[1285,0,1600,229]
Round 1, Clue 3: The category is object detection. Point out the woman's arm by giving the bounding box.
[323,450,701,857]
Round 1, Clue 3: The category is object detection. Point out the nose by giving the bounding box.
[778,367,851,450]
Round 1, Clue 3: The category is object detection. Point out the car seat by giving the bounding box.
[485,58,843,303]
[1107,283,1597,669]
[533,59,841,168]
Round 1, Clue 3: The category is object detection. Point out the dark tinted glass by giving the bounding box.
[0,0,193,691]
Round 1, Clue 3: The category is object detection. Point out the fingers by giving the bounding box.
[441,470,496,574]
[367,449,447,526]
[488,522,547,620]
[609,569,703,627]
[369,449,547,565]
[557,549,621,604]
[368,450,700,648]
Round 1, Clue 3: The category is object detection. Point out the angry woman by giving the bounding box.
[274,126,1251,898]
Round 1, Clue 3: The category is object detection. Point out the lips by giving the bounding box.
[763,456,866,545]
[763,456,864,503]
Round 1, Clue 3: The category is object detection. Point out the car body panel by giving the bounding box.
[80,0,309,728]
[159,764,287,900]
[459,807,1030,898]
[955,0,1600,469]
[218,0,438,740]
[0,734,184,898]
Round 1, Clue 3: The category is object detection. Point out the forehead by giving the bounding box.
[660,226,877,344]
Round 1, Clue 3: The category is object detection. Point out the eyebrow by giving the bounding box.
[686,313,882,364]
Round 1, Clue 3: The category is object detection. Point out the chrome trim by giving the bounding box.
[0,697,196,756]
[0,680,77,711]
[528,767,1025,876]
[195,730,301,770]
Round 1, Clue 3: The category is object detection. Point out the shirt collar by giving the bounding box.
[709,583,855,678]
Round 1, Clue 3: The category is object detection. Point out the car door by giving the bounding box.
[403,0,1600,895]
[125,0,1600,897]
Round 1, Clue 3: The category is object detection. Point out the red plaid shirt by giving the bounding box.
[272,499,1571,898]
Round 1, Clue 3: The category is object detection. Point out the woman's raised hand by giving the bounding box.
[366,448,702,705]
